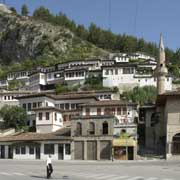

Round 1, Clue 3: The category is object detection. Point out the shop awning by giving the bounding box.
[113,138,137,147]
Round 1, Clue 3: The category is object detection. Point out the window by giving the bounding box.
[39,112,42,121]
[86,108,90,116]
[105,69,109,75]
[65,103,69,110]
[111,108,115,115]
[122,107,127,115]
[38,102,42,107]
[4,96,6,100]
[22,104,26,110]
[44,144,54,154]
[28,103,31,111]
[21,146,26,154]
[89,122,95,135]
[46,112,50,120]
[63,115,67,122]
[102,121,108,135]
[104,108,111,115]
[60,104,64,110]
[115,69,118,75]
[29,146,34,154]
[55,113,57,121]
[8,96,10,100]
[97,108,101,116]
[117,107,121,115]
[71,104,75,109]
[76,122,82,136]
[48,73,52,79]
[65,144,71,155]
[15,147,20,154]
[33,102,37,108]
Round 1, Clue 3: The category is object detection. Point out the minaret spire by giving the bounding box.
[155,34,168,95]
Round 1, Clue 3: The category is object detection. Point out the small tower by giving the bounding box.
[155,34,168,95]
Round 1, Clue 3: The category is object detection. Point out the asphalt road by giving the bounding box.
[0,159,180,180]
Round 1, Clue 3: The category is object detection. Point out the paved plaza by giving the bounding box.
[0,159,180,180]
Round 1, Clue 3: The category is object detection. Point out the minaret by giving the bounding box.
[155,34,168,95]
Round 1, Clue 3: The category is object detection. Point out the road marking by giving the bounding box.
[110,176,130,180]
[95,174,119,179]
[13,172,25,176]
[125,177,144,180]
[0,172,12,176]
[145,178,158,180]
[76,173,106,178]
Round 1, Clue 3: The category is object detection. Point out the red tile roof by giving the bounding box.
[0,128,71,142]
[80,100,137,107]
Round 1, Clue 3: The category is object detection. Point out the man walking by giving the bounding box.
[46,155,53,179]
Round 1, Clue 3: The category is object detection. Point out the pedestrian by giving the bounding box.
[46,154,53,179]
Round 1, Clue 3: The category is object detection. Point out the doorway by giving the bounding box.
[58,144,64,160]
[8,146,13,159]
[35,146,41,159]
[0,145,5,159]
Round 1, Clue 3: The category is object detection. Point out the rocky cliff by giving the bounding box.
[0,11,107,65]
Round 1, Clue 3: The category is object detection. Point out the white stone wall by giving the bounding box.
[103,67,172,91]
[13,143,71,160]
[36,111,63,133]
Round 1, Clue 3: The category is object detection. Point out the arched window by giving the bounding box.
[102,121,108,135]
[89,122,95,135]
[76,122,82,136]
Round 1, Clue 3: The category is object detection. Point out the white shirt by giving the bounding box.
[46,157,52,166]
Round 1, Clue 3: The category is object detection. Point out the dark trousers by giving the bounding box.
[47,164,53,179]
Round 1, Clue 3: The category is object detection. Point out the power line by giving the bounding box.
[133,0,138,35]
[108,0,111,31]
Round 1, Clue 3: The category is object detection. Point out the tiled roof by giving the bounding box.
[156,90,180,105]
[0,128,71,142]
[72,115,115,120]
[16,93,97,100]
[48,94,97,100]
[79,100,137,107]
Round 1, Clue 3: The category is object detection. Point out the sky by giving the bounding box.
[3,0,180,51]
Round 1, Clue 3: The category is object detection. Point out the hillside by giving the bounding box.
[0,11,107,66]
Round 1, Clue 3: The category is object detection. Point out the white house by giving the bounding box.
[33,107,64,133]
[102,62,172,91]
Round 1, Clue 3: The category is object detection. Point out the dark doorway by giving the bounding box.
[128,147,134,160]
[172,133,180,155]
[58,144,64,160]
[0,145,5,159]
[8,146,13,159]
[35,146,41,159]
[102,122,108,135]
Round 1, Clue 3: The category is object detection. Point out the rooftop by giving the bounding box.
[0,127,71,142]
[80,100,137,107]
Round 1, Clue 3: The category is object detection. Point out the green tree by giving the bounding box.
[10,7,17,15]
[76,25,88,40]
[0,105,27,130]
[33,6,51,21]
[55,84,70,94]
[8,79,25,90]
[21,4,29,16]
[122,86,157,105]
